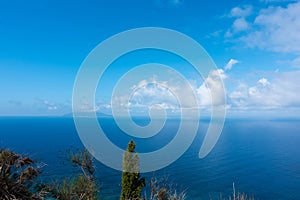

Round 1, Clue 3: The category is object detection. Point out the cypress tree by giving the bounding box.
[120,140,145,200]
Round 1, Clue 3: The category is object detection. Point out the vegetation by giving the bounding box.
[0,145,255,200]
[47,149,98,200]
[148,176,186,200]
[0,148,42,199]
[48,175,98,200]
[225,183,254,200]
[120,140,145,200]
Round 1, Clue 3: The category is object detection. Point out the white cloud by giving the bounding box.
[110,69,227,116]
[111,80,180,116]
[36,99,60,111]
[257,77,270,86]
[129,82,178,110]
[230,5,253,17]
[196,83,211,107]
[196,69,227,107]
[232,18,249,32]
[224,59,239,71]
[229,71,300,110]
[225,6,252,37]
[237,2,300,55]
[42,100,58,110]
[225,2,300,68]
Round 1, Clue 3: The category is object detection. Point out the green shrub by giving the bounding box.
[120,140,145,200]
[48,149,99,200]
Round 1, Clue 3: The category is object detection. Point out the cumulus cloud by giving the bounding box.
[224,59,239,71]
[110,69,227,116]
[196,69,227,107]
[224,2,300,68]
[230,5,253,17]
[229,71,300,110]
[225,5,252,36]
[232,18,249,32]
[129,82,178,110]
[114,79,195,112]
[229,2,300,55]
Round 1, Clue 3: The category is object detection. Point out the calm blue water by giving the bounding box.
[0,117,299,199]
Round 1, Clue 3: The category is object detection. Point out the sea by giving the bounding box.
[0,117,299,200]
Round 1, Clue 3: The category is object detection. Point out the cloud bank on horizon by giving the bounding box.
[1,0,300,117]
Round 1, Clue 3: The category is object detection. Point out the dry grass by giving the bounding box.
[148,176,186,200]
[218,183,255,200]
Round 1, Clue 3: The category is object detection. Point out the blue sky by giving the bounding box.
[1,0,300,117]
